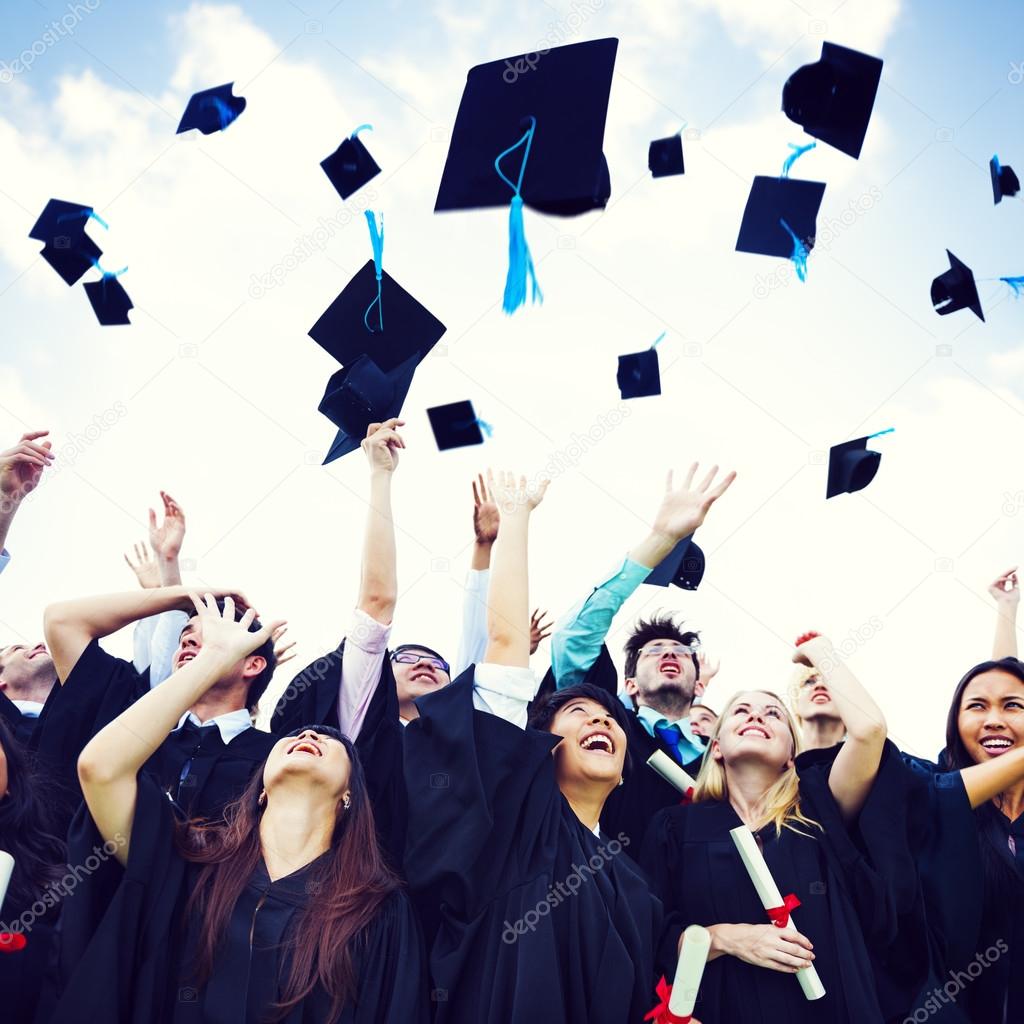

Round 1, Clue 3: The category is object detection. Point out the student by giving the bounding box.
[641,634,928,1023]
[403,471,662,1023]
[0,717,67,1024]
[688,700,719,741]
[788,660,845,751]
[48,594,427,1023]
[548,462,736,854]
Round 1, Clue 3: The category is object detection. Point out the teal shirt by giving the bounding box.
[634,704,706,765]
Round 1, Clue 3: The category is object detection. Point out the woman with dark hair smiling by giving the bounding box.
[48,594,427,1024]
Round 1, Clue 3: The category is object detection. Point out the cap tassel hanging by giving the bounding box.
[778,142,817,282]
[1000,276,1024,297]
[363,210,384,332]
[57,207,108,231]
[495,115,543,315]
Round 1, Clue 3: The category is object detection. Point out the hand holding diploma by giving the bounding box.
[644,924,711,1023]
[647,750,697,801]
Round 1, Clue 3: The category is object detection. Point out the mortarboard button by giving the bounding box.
[990,155,1020,205]
[931,250,984,322]
[426,400,490,450]
[649,135,684,178]
[617,347,661,399]
[645,535,705,590]
[84,272,133,326]
[321,125,381,201]
[826,436,883,498]
[736,176,826,261]
[176,83,246,135]
[782,42,883,159]
[29,199,105,286]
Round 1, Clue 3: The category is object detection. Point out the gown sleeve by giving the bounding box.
[639,806,689,977]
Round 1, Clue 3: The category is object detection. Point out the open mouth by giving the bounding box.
[27,646,48,660]
[659,661,681,677]
[980,736,1014,754]
[579,730,616,756]
[286,738,323,758]
[178,651,198,666]
[739,725,770,739]
[810,692,831,705]
[410,670,438,684]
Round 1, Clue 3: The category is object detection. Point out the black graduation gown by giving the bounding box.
[0,902,57,1024]
[641,741,928,1024]
[403,669,662,1024]
[48,773,429,1024]
[542,643,706,859]
[0,689,41,747]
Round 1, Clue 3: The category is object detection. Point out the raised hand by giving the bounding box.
[148,491,187,561]
[988,567,1020,607]
[186,593,284,666]
[472,472,500,545]
[361,418,405,474]
[273,633,297,667]
[530,608,552,654]
[696,649,720,685]
[0,429,54,509]
[652,463,736,542]
[792,632,831,668]
[124,541,160,589]
[488,469,549,518]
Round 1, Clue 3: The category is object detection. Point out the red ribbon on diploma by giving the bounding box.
[766,893,801,928]
[679,787,694,806]
[644,976,692,1024]
[0,932,26,953]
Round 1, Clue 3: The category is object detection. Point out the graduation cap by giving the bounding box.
[426,400,492,450]
[990,155,1020,205]
[782,42,883,159]
[617,332,664,399]
[736,175,826,275]
[435,38,618,313]
[649,134,684,178]
[84,270,133,326]
[825,428,892,498]
[321,124,381,200]
[645,535,705,590]
[176,83,246,135]
[931,250,984,322]
[29,199,105,286]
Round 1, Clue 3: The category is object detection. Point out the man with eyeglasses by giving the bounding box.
[548,461,736,855]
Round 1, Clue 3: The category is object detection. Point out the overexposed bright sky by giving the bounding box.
[2,0,1023,756]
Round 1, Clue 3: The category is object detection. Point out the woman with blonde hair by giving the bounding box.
[641,633,928,1023]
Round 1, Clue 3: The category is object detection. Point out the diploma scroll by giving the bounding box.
[646,751,696,799]
[669,924,711,1018]
[729,825,826,1001]
[0,851,13,911]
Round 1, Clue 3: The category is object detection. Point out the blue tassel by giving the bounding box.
[206,96,240,131]
[58,207,108,230]
[477,418,494,438]
[1000,276,1024,297]
[866,427,895,440]
[351,123,373,139]
[495,116,542,315]
[993,153,1002,174]
[650,330,666,349]
[779,218,809,282]
[363,210,384,331]
[781,141,816,178]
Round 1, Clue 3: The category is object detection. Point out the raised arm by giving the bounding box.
[959,743,1024,808]
[551,462,736,688]
[77,595,282,862]
[988,567,1019,660]
[454,474,499,675]
[148,490,186,586]
[0,429,54,563]
[794,634,887,821]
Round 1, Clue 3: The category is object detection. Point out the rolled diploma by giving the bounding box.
[0,850,14,912]
[669,924,711,1017]
[729,825,826,1001]
[647,750,696,794]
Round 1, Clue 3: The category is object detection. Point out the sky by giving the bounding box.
[1,0,1023,755]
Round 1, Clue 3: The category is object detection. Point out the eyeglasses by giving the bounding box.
[640,642,696,658]
[391,651,451,674]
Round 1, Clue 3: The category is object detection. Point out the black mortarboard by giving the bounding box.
[931,250,984,322]
[435,38,618,216]
[426,400,488,450]
[309,260,446,372]
[617,347,661,399]
[29,199,104,286]
[736,176,826,259]
[321,126,381,200]
[319,353,419,464]
[826,436,882,498]
[782,42,883,159]
[990,155,1020,205]
[649,135,684,178]
[83,274,133,326]
[176,83,246,135]
[645,535,705,590]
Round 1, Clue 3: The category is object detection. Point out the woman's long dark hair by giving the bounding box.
[0,717,67,913]
[175,725,399,1022]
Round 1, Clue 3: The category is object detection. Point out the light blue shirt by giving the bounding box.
[635,704,706,764]
[133,610,190,687]
[550,556,650,689]
[0,548,10,576]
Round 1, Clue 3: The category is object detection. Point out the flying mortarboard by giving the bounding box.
[931,250,984,322]
[645,535,705,590]
[990,155,1020,205]
[649,133,684,178]
[617,331,664,399]
[29,199,106,286]
[426,400,492,450]
[736,175,826,272]
[84,269,133,326]
[321,124,381,201]
[825,428,892,499]
[782,42,883,159]
[176,83,246,135]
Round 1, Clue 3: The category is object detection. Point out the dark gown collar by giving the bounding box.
[250,850,333,904]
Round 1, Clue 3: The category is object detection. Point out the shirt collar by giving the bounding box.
[12,699,45,718]
[634,704,706,761]
[173,707,253,744]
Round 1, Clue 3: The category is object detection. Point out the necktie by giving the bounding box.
[175,719,219,796]
[655,722,685,765]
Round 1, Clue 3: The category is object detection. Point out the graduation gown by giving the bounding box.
[641,741,928,1024]
[0,689,41,747]
[403,669,662,1024]
[543,643,705,859]
[48,773,429,1024]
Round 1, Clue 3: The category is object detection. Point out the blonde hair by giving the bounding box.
[786,665,820,726]
[692,689,821,838]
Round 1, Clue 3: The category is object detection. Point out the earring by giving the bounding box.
[617,777,625,787]
[258,790,267,809]
[343,794,351,810]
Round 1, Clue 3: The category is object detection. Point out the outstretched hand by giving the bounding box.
[530,608,553,654]
[186,593,285,665]
[148,491,186,561]
[472,472,500,545]
[653,463,736,542]
[0,429,54,508]
[989,567,1020,608]
[362,418,405,474]
[124,541,160,589]
[488,469,549,518]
